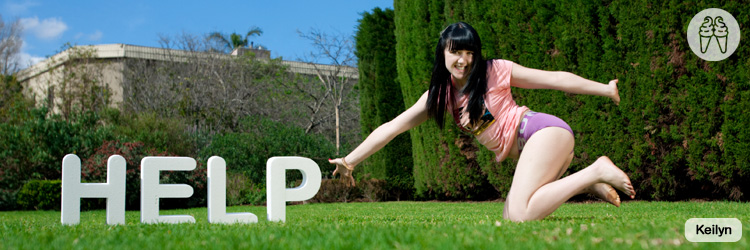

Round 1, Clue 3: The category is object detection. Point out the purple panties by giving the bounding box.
[517,111,574,152]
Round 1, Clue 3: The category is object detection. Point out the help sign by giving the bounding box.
[61,154,321,225]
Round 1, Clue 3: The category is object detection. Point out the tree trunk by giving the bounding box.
[335,104,340,155]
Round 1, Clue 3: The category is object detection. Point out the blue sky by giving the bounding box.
[1,0,394,68]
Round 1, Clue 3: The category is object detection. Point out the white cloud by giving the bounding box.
[87,30,103,41]
[11,41,46,70]
[20,16,68,40]
[3,0,39,15]
[16,51,45,68]
[74,31,103,41]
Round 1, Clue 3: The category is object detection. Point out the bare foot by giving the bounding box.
[584,183,621,207]
[593,156,636,199]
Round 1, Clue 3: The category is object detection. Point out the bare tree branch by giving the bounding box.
[0,15,23,75]
[297,28,358,154]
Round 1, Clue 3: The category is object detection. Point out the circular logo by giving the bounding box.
[687,8,741,61]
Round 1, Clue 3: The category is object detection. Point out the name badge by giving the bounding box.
[685,218,742,242]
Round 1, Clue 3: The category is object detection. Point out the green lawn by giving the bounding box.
[1,201,748,249]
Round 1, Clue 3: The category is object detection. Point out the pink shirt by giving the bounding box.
[449,59,529,162]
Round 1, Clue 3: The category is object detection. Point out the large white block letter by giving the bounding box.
[61,154,126,225]
[266,157,321,222]
[140,157,196,224]
[207,156,258,224]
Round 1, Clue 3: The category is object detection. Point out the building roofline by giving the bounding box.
[17,44,358,82]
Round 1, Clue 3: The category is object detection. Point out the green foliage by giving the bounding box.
[0,189,18,211]
[0,75,34,124]
[0,45,125,209]
[394,0,496,200]
[0,107,116,208]
[81,140,207,210]
[309,179,389,203]
[111,111,197,156]
[224,173,266,206]
[199,116,337,185]
[0,100,214,210]
[356,7,414,199]
[16,180,61,210]
[1,79,339,210]
[208,27,263,53]
[394,0,750,200]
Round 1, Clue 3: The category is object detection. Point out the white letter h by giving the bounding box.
[61,154,126,225]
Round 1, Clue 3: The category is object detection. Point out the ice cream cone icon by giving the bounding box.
[699,16,714,53]
[714,16,729,53]
[688,8,740,61]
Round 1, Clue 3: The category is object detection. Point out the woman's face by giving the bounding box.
[444,47,473,85]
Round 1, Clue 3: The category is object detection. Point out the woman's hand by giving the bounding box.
[329,158,355,187]
[608,79,620,105]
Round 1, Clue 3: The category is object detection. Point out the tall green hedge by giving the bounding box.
[394,0,750,200]
[356,8,415,199]
[394,1,498,200]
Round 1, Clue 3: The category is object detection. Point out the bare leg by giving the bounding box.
[554,155,622,207]
[503,127,635,222]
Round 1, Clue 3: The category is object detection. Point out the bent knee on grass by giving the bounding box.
[510,128,576,197]
[502,207,544,222]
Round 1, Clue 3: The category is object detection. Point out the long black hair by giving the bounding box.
[427,22,488,129]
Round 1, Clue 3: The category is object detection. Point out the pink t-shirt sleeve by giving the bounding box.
[488,59,514,90]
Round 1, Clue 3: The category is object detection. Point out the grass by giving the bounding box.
[1,201,748,249]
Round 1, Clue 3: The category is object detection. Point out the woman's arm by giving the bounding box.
[509,63,620,105]
[330,91,430,186]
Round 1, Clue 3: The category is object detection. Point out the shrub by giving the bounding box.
[310,179,360,203]
[81,140,207,210]
[307,179,390,203]
[111,111,197,156]
[244,183,266,206]
[359,179,389,202]
[0,107,115,206]
[16,180,62,210]
[225,173,250,206]
[199,116,338,185]
[0,75,34,125]
[0,189,19,211]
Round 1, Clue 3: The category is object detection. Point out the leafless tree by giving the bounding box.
[119,31,360,149]
[122,33,288,133]
[296,28,358,155]
[0,15,23,75]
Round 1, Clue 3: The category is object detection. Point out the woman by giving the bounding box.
[329,22,635,222]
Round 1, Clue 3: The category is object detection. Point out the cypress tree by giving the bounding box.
[356,7,414,199]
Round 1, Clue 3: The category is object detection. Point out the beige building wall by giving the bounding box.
[18,45,129,114]
[17,44,357,114]
[21,60,125,114]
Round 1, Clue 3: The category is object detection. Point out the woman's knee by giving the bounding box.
[502,202,536,222]
[503,209,534,222]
